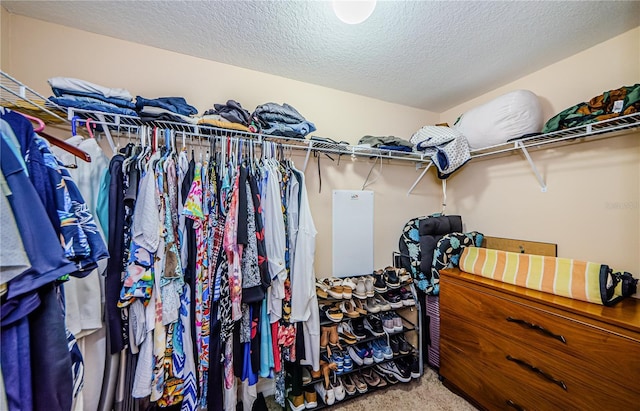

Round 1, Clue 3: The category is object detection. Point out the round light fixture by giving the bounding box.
[332,0,376,24]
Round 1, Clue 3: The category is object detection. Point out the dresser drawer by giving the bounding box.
[441,276,640,396]
[441,311,639,411]
[441,347,566,411]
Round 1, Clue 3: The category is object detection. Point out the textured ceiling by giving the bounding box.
[3,1,639,112]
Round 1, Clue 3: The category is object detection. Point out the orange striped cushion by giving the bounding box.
[459,248,604,305]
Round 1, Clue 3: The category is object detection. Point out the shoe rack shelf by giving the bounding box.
[319,310,417,328]
[303,351,418,390]
[307,357,420,411]
[298,278,423,410]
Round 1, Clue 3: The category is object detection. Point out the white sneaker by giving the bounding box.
[364,297,381,314]
[373,295,391,311]
[332,375,346,402]
[353,277,367,299]
[364,276,375,297]
[393,314,404,332]
[341,277,356,290]
[314,381,335,406]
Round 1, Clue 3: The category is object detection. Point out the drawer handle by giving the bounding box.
[506,355,568,391]
[506,316,567,344]
[506,399,526,411]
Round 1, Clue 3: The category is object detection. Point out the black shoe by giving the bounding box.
[385,267,400,289]
[373,270,387,293]
[393,360,413,382]
[399,287,415,306]
[396,334,412,355]
[363,315,384,337]
[351,317,368,339]
[375,361,411,383]
[383,372,399,384]
[384,289,403,309]
[408,355,420,378]
[389,336,400,356]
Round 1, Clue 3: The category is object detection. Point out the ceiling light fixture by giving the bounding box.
[332,0,376,24]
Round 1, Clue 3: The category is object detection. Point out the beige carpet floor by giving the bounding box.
[267,367,476,410]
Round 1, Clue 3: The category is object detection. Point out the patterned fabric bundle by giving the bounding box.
[542,83,640,133]
[459,248,637,306]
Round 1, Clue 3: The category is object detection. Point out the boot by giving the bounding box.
[329,324,339,346]
[311,360,326,380]
[322,362,338,389]
[320,326,330,349]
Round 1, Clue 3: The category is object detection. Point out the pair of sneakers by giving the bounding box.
[372,266,402,291]
[363,294,391,313]
[344,373,368,394]
[399,286,415,306]
[319,277,356,299]
[288,389,318,411]
[368,338,394,362]
[384,266,401,289]
[383,289,404,309]
[331,349,353,374]
[397,354,421,379]
[363,314,385,337]
[371,338,394,360]
[375,360,412,383]
[389,334,413,356]
[347,343,374,366]
[381,312,404,334]
[352,275,375,299]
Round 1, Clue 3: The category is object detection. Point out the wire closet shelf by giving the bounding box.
[0,71,68,124]
[2,70,639,166]
[48,108,640,168]
[60,107,437,164]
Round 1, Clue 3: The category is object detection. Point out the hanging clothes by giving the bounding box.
[0,108,108,411]
[73,129,321,411]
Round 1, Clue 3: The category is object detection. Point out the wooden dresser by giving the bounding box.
[439,268,640,411]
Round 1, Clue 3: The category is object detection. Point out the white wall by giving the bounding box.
[440,27,640,294]
[1,10,442,276]
[3,10,639,290]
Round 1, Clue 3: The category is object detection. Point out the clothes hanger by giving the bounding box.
[16,110,91,163]
[137,126,151,171]
[441,179,447,215]
[85,118,95,138]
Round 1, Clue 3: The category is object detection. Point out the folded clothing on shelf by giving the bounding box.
[48,96,138,117]
[49,76,133,100]
[358,135,413,151]
[48,76,137,116]
[137,106,199,124]
[198,115,250,131]
[252,102,316,138]
[135,96,198,117]
[204,99,251,126]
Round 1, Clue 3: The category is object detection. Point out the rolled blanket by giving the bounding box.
[459,247,637,306]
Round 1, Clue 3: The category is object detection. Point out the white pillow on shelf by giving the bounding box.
[453,89,543,150]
